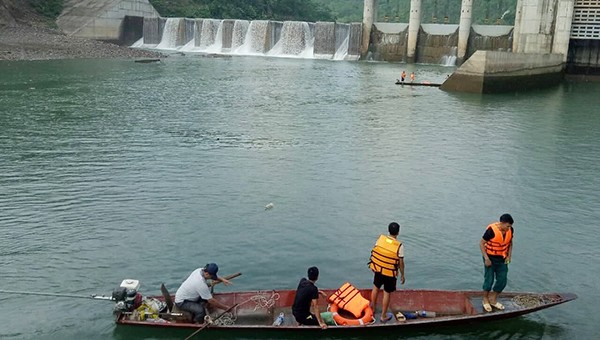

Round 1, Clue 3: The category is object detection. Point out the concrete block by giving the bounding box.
[441,51,564,93]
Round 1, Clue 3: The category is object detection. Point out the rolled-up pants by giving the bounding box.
[482,256,508,293]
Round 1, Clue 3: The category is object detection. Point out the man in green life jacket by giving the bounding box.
[369,222,405,322]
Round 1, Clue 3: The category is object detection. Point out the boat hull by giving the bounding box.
[115,289,576,332]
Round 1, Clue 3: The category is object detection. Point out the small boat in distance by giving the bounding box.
[395,80,441,87]
[115,284,577,334]
[134,59,161,63]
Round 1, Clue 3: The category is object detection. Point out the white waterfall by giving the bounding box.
[197,19,221,50]
[146,17,360,61]
[156,18,181,50]
[333,35,349,60]
[441,46,458,66]
[231,20,250,51]
[234,20,269,55]
[268,21,314,58]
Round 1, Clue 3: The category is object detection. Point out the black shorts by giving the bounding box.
[373,272,397,293]
[294,313,319,326]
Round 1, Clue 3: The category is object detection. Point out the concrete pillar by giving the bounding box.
[361,0,378,58]
[512,0,558,54]
[457,0,473,64]
[512,0,524,52]
[552,0,575,61]
[406,0,422,63]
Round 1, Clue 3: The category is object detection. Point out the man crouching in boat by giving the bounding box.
[292,266,328,329]
[174,263,232,323]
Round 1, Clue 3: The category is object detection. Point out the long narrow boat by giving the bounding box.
[395,80,442,87]
[115,286,576,334]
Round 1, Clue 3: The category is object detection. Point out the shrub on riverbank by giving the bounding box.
[29,0,63,19]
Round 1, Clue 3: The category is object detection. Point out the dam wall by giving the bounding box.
[57,0,158,42]
[440,51,564,93]
[138,18,362,61]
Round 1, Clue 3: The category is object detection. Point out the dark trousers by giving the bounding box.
[176,299,207,323]
[294,312,319,326]
[482,256,508,292]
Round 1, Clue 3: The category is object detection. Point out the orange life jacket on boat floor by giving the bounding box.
[328,282,371,318]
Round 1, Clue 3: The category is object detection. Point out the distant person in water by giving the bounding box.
[401,70,406,83]
[410,72,415,83]
[480,214,514,312]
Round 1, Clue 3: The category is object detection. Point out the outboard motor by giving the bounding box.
[113,279,141,313]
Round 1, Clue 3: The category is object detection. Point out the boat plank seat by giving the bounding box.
[160,283,193,322]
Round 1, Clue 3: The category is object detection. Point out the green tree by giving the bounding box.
[29,0,64,19]
[148,0,333,21]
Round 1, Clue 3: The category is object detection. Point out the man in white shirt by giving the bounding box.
[174,263,232,323]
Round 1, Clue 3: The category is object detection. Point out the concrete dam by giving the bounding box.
[137,17,363,60]
[134,18,510,66]
[53,0,600,92]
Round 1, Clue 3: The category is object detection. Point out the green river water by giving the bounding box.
[0,56,599,339]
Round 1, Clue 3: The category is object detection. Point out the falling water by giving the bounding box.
[138,17,359,60]
[231,20,250,51]
[234,20,269,55]
[156,18,181,50]
[131,37,144,48]
[333,23,350,60]
[333,36,349,60]
[268,21,314,58]
[197,19,221,49]
[441,46,458,66]
[204,21,224,53]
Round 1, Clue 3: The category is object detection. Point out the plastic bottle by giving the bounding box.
[273,312,285,326]
[401,311,418,319]
[416,310,436,318]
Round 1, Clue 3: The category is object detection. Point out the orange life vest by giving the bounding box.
[328,282,370,318]
[484,222,512,258]
[369,235,401,277]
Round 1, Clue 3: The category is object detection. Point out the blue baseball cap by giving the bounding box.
[205,263,219,280]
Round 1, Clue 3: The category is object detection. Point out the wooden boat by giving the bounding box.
[115,286,576,334]
[395,80,441,87]
[133,59,161,63]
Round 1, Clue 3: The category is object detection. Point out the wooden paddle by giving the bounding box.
[209,272,241,294]
[209,272,242,287]
[184,303,239,340]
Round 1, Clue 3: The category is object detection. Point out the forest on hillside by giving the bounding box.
[313,0,516,25]
[149,0,516,25]
[24,0,517,26]
[148,0,334,21]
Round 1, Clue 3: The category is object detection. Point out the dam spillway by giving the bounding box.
[137,17,363,61]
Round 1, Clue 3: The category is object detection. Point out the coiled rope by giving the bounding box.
[205,291,281,326]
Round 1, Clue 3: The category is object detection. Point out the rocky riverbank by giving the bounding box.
[0,24,165,61]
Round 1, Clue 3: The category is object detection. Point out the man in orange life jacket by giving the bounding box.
[479,213,514,312]
[369,222,405,322]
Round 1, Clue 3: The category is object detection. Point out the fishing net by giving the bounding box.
[205,291,281,326]
[512,294,562,308]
